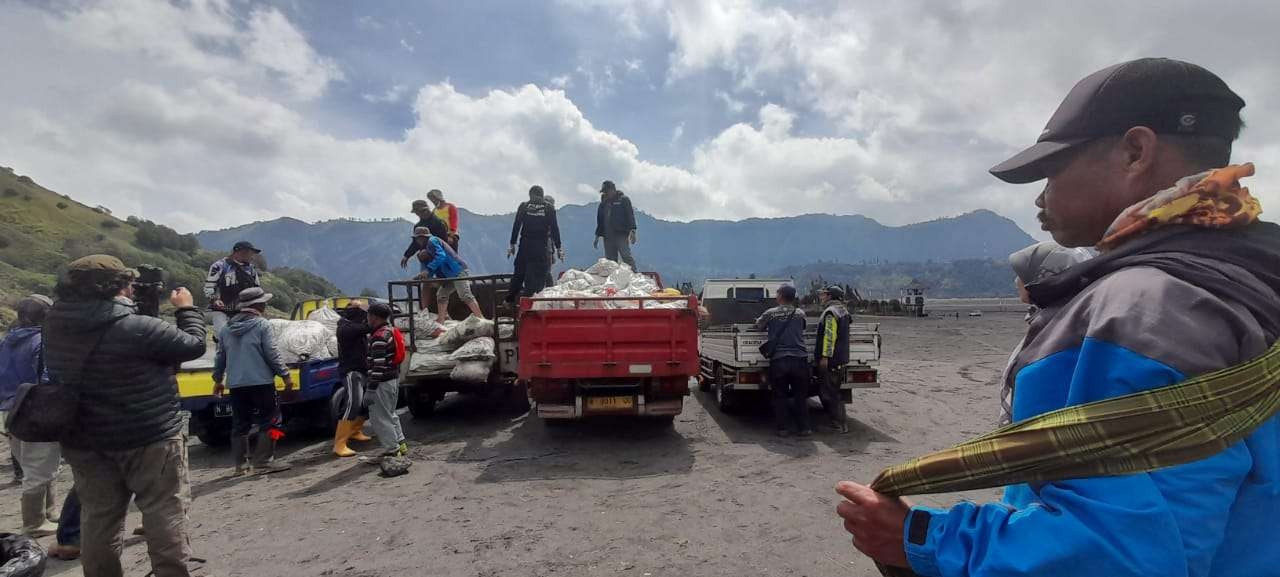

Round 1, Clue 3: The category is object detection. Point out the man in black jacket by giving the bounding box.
[594,180,637,270]
[332,301,374,457]
[43,255,206,577]
[506,186,563,303]
[400,199,451,270]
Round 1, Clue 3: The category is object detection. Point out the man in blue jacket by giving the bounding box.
[213,287,294,476]
[411,227,485,323]
[0,294,61,537]
[836,58,1279,577]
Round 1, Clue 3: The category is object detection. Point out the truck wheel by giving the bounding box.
[715,381,738,414]
[408,393,437,419]
[651,414,676,426]
[193,415,231,448]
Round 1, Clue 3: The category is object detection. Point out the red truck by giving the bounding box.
[518,287,700,424]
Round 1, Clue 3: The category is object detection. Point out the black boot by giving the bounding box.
[230,435,250,476]
[250,430,290,475]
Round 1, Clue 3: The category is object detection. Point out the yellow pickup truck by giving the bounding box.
[179,296,378,446]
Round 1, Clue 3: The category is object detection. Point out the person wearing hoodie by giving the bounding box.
[836,59,1280,577]
[814,285,852,434]
[212,287,294,476]
[332,300,374,457]
[0,294,61,537]
[593,180,637,270]
[43,254,207,577]
[997,242,1095,426]
[365,303,407,459]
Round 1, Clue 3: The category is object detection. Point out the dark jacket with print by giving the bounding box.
[595,193,636,238]
[43,298,207,451]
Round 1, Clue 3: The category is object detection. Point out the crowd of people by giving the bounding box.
[1,57,1277,577]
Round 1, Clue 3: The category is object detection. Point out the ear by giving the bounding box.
[1118,126,1159,177]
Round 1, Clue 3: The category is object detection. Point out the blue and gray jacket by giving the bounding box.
[416,236,469,279]
[0,326,42,411]
[905,223,1280,577]
[213,312,288,388]
[754,304,808,359]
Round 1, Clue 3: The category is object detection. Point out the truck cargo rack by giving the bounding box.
[387,274,515,351]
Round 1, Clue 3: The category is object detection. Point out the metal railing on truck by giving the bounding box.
[386,274,515,353]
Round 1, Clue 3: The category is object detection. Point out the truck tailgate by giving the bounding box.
[518,296,700,381]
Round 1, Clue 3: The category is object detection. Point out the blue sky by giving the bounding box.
[1,0,1278,237]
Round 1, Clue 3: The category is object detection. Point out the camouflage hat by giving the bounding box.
[67,254,138,278]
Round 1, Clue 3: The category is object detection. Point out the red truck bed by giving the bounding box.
[518,296,700,379]
[517,295,700,420]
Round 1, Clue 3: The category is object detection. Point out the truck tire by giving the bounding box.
[651,414,676,426]
[408,392,437,419]
[715,381,739,414]
[192,412,231,448]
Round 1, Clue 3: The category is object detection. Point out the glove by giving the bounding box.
[593,236,601,249]
[557,248,565,262]
[629,230,637,245]
[507,245,516,258]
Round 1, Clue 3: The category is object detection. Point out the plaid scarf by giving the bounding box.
[869,164,1274,577]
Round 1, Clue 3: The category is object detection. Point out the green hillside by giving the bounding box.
[0,166,340,329]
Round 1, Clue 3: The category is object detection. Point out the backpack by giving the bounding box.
[391,327,406,366]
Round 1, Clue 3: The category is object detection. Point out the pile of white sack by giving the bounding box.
[405,315,496,382]
[530,259,686,310]
[269,317,337,365]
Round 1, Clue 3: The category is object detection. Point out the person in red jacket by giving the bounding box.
[428,189,461,251]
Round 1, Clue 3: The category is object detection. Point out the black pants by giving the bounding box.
[338,371,368,421]
[769,356,812,433]
[817,364,848,425]
[508,240,551,302]
[230,384,281,437]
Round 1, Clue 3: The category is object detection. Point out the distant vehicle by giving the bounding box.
[696,279,881,413]
[968,310,984,317]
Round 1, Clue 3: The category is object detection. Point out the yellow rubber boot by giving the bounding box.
[350,417,373,442]
[333,421,357,457]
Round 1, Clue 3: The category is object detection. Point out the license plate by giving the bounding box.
[213,403,232,417]
[585,396,634,411]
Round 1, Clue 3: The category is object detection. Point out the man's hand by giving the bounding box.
[629,230,637,245]
[281,376,298,402]
[819,357,829,369]
[170,287,194,308]
[212,381,225,398]
[212,298,224,310]
[400,256,409,269]
[593,236,601,249]
[835,481,911,569]
[556,248,565,262]
[507,244,516,259]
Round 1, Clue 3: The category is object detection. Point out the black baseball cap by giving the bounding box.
[991,58,1245,184]
[232,241,261,254]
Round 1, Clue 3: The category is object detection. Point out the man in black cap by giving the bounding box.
[593,180,637,270]
[507,186,563,303]
[835,58,1280,577]
[754,285,811,437]
[204,240,262,338]
[401,199,452,270]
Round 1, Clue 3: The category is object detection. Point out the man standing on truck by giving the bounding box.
[507,185,563,303]
[835,59,1280,577]
[365,303,407,459]
[204,241,262,340]
[212,287,294,476]
[594,180,637,270]
[428,189,462,251]
[755,285,812,437]
[814,285,851,434]
[413,227,486,323]
[333,300,374,457]
[400,199,451,270]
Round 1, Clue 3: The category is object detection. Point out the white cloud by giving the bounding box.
[670,122,685,147]
[362,84,409,104]
[399,38,415,53]
[549,74,572,89]
[715,90,746,114]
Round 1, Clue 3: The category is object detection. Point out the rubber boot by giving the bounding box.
[350,418,373,442]
[21,490,58,537]
[333,421,357,457]
[250,430,290,475]
[230,435,250,476]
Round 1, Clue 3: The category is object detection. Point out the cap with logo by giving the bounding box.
[232,241,262,254]
[237,286,273,309]
[67,254,139,278]
[411,199,430,212]
[990,58,1245,184]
